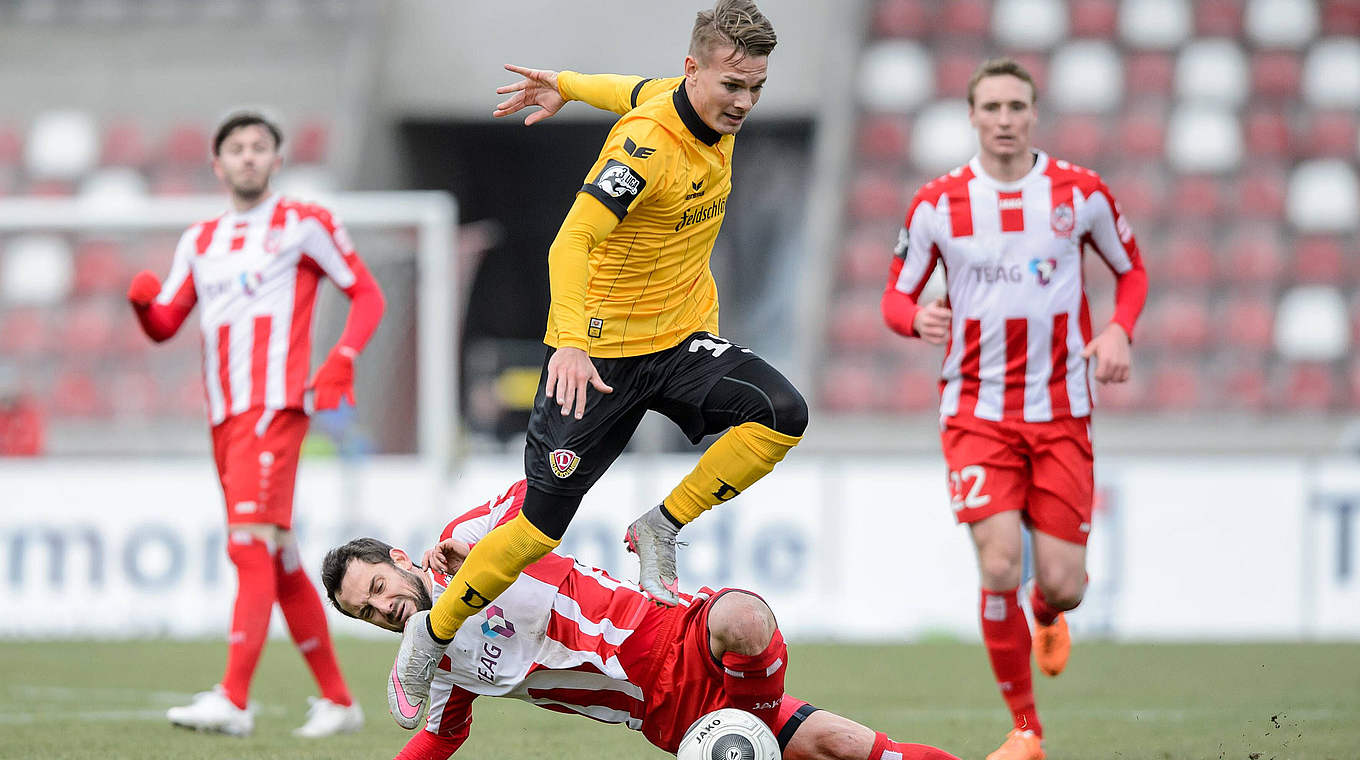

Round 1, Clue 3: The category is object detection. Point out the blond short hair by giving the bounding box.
[690,0,777,63]
[967,57,1038,105]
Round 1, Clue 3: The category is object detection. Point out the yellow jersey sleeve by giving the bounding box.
[557,72,684,116]
[545,194,620,350]
[577,118,669,221]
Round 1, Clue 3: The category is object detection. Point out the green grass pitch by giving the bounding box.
[2,639,1356,759]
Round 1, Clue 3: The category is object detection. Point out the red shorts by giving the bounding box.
[633,588,811,754]
[940,414,1094,545]
[210,407,309,530]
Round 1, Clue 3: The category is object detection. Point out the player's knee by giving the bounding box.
[1037,576,1085,611]
[708,592,777,656]
[768,385,809,437]
[977,552,1023,589]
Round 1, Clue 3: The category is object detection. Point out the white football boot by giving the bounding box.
[293,696,365,738]
[166,685,254,737]
[387,610,447,729]
[624,505,683,606]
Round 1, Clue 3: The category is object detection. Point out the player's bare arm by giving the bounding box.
[421,537,470,576]
[912,298,952,345]
[494,64,564,125]
[1082,322,1131,384]
[546,346,613,420]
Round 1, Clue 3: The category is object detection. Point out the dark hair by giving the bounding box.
[690,0,777,63]
[320,537,395,616]
[212,111,283,156]
[967,57,1038,106]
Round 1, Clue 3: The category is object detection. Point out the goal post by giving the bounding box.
[0,192,459,469]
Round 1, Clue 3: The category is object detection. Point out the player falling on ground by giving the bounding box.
[881,58,1148,760]
[387,0,810,729]
[127,111,384,738]
[323,480,959,760]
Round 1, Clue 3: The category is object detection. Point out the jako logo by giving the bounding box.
[481,605,515,639]
[1029,257,1058,286]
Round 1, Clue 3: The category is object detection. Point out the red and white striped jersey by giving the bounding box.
[884,151,1148,422]
[416,481,693,749]
[155,194,364,425]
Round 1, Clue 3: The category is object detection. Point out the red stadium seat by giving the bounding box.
[1220,228,1284,284]
[1156,292,1211,351]
[0,308,51,354]
[1322,0,1360,35]
[1116,106,1167,159]
[100,121,148,167]
[49,366,109,418]
[841,229,894,288]
[829,291,891,350]
[887,365,940,412]
[849,171,906,222]
[1298,111,1359,158]
[291,120,330,164]
[1148,363,1202,410]
[0,125,22,168]
[1095,369,1146,411]
[59,298,116,355]
[1168,175,1222,221]
[1162,231,1215,285]
[936,51,983,98]
[1250,52,1302,100]
[873,0,932,39]
[1218,294,1275,349]
[1051,115,1106,162]
[1108,168,1166,223]
[1125,52,1174,97]
[1234,165,1286,220]
[820,359,885,412]
[1278,362,1338,411]
[108,367,162,418]
[149,167,200,197]
[1292,237,1347,284]
[939,0,990,37]
[857,114,911,163]
[73,239,127,296]
[1069,0,1117,36]
[1243,108,1291,157]
[1220,355,1268,411]
[1009,53,1049,92]
[1194,0,1242,36]
[24,179,75,197]
[1349,360,1360,409]
[164,122,210,167]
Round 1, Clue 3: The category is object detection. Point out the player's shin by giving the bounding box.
[979,588,1041,737]
[869,732,962,760]
[720,629,788,732]
[662,422,802,524]
[275,542,352,707]
[427,512,560,640]
[222,532,277,709]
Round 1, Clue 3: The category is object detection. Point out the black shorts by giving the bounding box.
[524,332,761,495]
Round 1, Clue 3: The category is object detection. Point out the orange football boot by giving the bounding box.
[986,729,1045,760]
[1034,612,1070,677]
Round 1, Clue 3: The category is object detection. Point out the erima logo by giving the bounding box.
[685,178,706,200]
[623,137,656,159]
[674,196,727,232]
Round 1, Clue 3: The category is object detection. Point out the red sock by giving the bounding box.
[222,533,276,709]
[1028,585,1061,626]
[979,588,1041,737]
[868,731,962,760]
[275,542,352,706]
[719,629,787,731]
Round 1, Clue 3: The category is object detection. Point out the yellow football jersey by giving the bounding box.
[544,79,736,358]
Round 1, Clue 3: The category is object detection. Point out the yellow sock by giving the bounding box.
[663,422,802,525]
[428,512,560,639]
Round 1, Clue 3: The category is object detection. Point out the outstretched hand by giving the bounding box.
[493,64,565,125]
[545,346,613,420]
[421,538,471,576]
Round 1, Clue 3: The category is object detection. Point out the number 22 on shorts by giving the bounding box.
[949,465,990,512]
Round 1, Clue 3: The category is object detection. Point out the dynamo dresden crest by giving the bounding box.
[549,449,581,479]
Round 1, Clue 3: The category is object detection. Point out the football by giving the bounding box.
[676,708,780,760]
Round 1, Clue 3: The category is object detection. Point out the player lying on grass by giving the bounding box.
[321,480,959,760]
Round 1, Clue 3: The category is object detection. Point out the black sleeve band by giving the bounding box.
[579,184,628,221]
[630,78,654,109]
[775,702,821,751]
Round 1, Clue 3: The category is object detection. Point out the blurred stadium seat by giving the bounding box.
[1049,41,1123,113]
[1119,0,1193,50]
[1245,0,1319,48]
[992,0,1068,51]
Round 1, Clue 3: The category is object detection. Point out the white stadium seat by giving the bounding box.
[1165,105,1242,173]
[1274,285,1350,361]
[992,0,1068,51]
[859,41,935,113]
[1,234,74,306]
[1244,0,1319,49]
[1049,41,1124,113]
[1175,39,1250,107]
[910,100,975,173]
[25,110,98,181]
[1301,37,1360,109]
[1118,0,1192,50]
[79,167,150,207]
[1286,159,1360,232]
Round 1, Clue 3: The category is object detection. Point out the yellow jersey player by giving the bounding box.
[386,0,809,730]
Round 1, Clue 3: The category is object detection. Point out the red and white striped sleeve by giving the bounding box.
[295,201,386,355]
[439,481,529,546]
[881,187,945,337]
[1080,179,1148,340]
